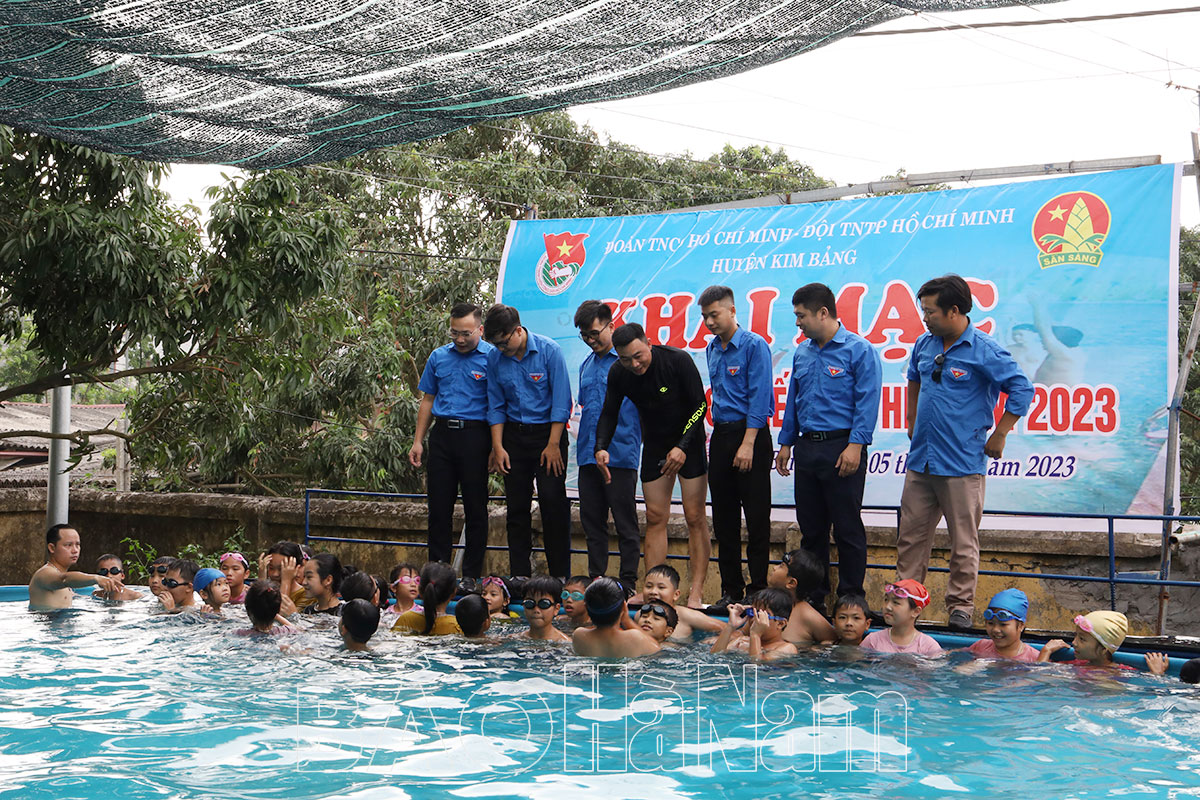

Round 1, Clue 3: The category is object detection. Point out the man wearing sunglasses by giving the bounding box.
[900,275,1033,630]
[94,554,144,602]
[29,524,125,610]
[484,304,574,580]
[573,300,641,594]
[409,302,495,595]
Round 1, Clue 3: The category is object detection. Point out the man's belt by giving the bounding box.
[800,429,852,442]
[435,417,487,430]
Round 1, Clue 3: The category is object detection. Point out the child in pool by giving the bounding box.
[146,556,175,598]
[830,594,872,646]
[392,562,462,635]
[1038,610,1139,670]
[967,589,1038,662]
[711,589,799,661]
[339,599,380,652]
[389,563,422,615]
[219,552,251,604]
[239,580,297,635]
[641,564,723,640]
[301,553,344,616]
[769,549,835,645]
[572,577,660,657]
[560,576,592,628]
[94,554,143,602]
[481,576,519,620]
[195,568,232,613]
[454,594,492,639]
[157,559,200,613]
[635,602,677,645]
[520,576,570,643]
[860,580,942,656]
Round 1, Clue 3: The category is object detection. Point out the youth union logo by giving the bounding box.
[1032,191,1111,269]
[827,366,844,377]
[536,232,588,295]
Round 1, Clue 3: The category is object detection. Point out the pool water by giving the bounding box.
[1,594,1199,800]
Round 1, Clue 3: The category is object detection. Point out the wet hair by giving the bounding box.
[150,556,175,568]
[455,594,490,637]
[96,553,121,567]
[752,588,795,620]
[419,562,458,635]
[46,523,76,546]
[523,575,563,602]
[245,580,282,625]
[450,302,482,323]
[584,577,626,628]
[308,552,344,596]
[833,594,871,617]
[373,576,391,610]
[917,274,973,315]
[698,285,734,307]
[340,571,376,603]
[390,562,419,583]
[267,541,305,563]
[640,601,678,630]
[1181,658,1200,684]
[645,563,681,589]
[170,559,199,584]
[782,549,824,598]
[573,300,613,329]
[564,575,593,589]
[791,283,837,317]
[341,599,380,644]
[483,303,520,341]
[612,322,647,349]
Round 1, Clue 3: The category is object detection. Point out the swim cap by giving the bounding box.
[987,588,1029,622]
[885,579,930,609]
[193,568,224,593]
[1076,610,1128,653]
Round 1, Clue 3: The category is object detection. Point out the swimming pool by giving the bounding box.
[1,592,1199,800]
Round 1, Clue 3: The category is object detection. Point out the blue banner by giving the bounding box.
[497,165,1181,515]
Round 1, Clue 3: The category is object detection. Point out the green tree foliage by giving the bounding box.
[129,112,829,494]
[1178,225,1200,514]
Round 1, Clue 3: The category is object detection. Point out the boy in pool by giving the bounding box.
[641,564,723,640]
[195,568,232,613]
[454,594,493,639]
[861,580,942,656]
[28,524,124,610]
[157,560,200,613]
[93,554,143,602]
[520,576,570,643]
[259,541,309,615]
[711,589,799,661]
[1038,610,1137,670]
[573,577,660,657]
[830,594,872,646]
[219,552,251,604]
[560,576,592,628]
[146,556,175,598]
[239,580,297,634]
[635,602,677,645]
[769,549,835,645]
[967,589,1038,662]
[339,599,380,652]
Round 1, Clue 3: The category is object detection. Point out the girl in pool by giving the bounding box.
[392,562,462,635]
[238,580,296,635]
[389,563,422,615]
[481,576,519,620]
[219,552,251,604]
[1039,610,1135,670]
[195,568,232,614]
[301,553,345,616]
[967,589,1038,662]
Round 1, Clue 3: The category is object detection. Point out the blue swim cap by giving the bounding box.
[193,568,224,593]
[987,588,1028,622]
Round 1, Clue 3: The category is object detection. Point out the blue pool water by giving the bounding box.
[1,593,1199,800]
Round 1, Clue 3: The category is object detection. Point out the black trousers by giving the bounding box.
[709,423,773,599]
[502,424,571,578]
[791,435,868,608]
[577,463,640,587]
[426,421,491,578]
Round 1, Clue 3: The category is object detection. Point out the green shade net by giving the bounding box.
[0,1,1044,167]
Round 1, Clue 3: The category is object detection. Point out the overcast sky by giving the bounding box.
[165,0,1200,226]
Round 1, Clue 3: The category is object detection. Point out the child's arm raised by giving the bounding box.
[675,605,725,633]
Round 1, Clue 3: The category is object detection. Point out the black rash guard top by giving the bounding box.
[595,345,707,455]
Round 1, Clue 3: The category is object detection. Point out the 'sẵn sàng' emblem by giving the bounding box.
[536,232,588,295]
[1032,191,1111,269]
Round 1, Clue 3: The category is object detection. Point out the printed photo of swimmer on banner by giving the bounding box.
[496,163,1181,522]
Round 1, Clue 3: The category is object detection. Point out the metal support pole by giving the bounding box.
[45,384,70,528]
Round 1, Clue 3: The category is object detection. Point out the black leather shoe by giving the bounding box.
[709,594,743,613]
[457,576,478,597]
[948,609,973,630]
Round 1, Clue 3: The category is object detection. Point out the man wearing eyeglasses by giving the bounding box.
[484,303,574,580]
[574,300,641,595]
[409,302,495,595]
[775,282,881,615]
[900,275,1033,630]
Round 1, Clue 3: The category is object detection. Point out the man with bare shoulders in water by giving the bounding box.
[28,523,123,610]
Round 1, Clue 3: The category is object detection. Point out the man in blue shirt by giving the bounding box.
[574,300,642,592]
[776,283,882,613]
[899,275,1034,630]
[484,304,574,579]
[700,285,776,611]
[409,302,494,594]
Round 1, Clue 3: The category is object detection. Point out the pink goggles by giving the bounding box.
[391,575,421,587]
[219,552,248,568]
[482,576,510,599]
[1074,614,1117,651]
[884,582,930,609]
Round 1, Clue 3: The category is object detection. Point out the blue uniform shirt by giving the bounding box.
[906,324,1034,476]
[486,331,573,426]
[417,340,495,421]
[705,326,775,428]
[779,325,882,447]
[577,349,641,470]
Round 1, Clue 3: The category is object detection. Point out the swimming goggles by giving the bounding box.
[523,598,555,610]
[219,552,248,568]
[883,583,930,608]
[561,590,585,602]
[744,608,788,623]
[482,577,509,598]
[391,575,420,587]
[148,564,171,575]
[636,604,670,620]
[983,608,1023,622]
[97,566,124,577]
[162,578,190,589]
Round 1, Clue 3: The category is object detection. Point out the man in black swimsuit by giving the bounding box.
[595,323,711,608]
